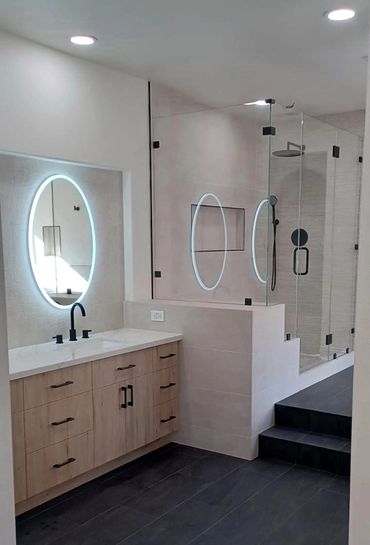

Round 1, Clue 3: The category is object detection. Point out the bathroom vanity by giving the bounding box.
[9,328,182,514]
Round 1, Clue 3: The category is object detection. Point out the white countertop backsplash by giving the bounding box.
[9,328,182,380]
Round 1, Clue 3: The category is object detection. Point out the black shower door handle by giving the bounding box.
[293,247,309,276]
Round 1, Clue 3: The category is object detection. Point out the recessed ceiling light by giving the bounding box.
[326,8,356,21]
[244,100,268,106]
[70,35,97,46]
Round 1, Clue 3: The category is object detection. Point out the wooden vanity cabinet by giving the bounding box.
[10,379,27,503]
[11,341,179,511]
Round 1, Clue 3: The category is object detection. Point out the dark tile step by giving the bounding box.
[275,404,352,439]
[259,426,351,475]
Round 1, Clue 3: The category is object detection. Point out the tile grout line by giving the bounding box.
[184,463,306,545]
[116,458,250,545]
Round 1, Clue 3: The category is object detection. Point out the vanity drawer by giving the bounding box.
[154,343,178,372]
[25,391,93,453]
[153,399,178,439]
[153,366,178,406]
[26,431,94,497]
[93,349,153,388]
[12,410,27,503]
[23,363,92,409]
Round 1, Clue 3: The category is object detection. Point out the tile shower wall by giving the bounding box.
[0,153,124,348]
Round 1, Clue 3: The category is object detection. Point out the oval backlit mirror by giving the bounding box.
[28,174,96,308]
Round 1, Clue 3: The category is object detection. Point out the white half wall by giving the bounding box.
[349,37,370,545]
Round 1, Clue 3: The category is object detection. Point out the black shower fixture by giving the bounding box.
[270,195,279,291]
[273,141,306,157]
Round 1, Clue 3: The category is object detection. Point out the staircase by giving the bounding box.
[259,367,353,475]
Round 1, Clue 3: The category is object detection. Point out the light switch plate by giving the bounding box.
[151,310,165,322]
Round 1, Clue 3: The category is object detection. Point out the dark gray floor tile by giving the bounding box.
[178,452,245,485]
[327,475,350,496]
[51,505,154,545]
[129,471,209,518]
[298,432,348,450]
[171,444,210,459]
[261,426,306,441]
[16,512,79,545]
[259,489,349,545]
[189,465,336,545]
[107,449,197,489]
[40,479,147,525]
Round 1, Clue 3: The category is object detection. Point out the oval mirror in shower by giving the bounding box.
[28,174,96,308]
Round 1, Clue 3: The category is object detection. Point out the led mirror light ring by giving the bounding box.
[28,174,96,309]
[252,198,268,285]
[191,192,228,291]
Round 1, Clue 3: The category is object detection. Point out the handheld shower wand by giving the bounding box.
[269,195,279,291]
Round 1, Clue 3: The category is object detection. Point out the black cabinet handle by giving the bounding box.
[50,380,74,389]
[160,382,177,390]
[51,417,75,426]
[128,384,134,406]
[160,353,176,360]
[160,415,176,423]
[293,247,309,276]
[121,386,127,408]
[117,364,136,371]
[53,457,76,469]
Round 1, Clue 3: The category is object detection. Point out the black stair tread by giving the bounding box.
[260,426,351,452]
[276,368,353,418]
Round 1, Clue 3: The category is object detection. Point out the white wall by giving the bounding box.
[0,207,16,545]
[0,31,151,301]
[349,40,370,545]
[0,31,151,544]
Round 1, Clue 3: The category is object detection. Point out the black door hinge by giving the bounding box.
[152,141,160,149]
[326,333,333,346]
[332,145,340,159]
[359,156,363,163]
[263,126,276,136]
[154,270,162,278]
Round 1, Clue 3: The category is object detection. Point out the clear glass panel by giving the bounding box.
[329,128,363,359]
[151,85,272,305]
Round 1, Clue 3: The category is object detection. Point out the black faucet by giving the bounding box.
[69,303,86,341]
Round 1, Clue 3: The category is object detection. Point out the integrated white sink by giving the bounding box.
[8,328,182,380]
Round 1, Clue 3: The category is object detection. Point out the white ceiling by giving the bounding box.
[0,0,368,115]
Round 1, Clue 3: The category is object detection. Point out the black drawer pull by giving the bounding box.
[117,364,136,371]
[160,382,177,390]
[51,417,75,426]
[53,457,76,469]
[160,415,176,423]
[121,386,127,408]
[50,380,74,389]
[128,384,134,407]
[159,353,176,360]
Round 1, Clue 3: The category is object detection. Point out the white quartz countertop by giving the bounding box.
[9,328,182,380]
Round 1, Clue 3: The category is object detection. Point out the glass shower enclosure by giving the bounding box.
[150,85,362,370]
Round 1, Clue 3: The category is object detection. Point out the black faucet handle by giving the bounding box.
[52,334,64,344]
[82,329,92,339]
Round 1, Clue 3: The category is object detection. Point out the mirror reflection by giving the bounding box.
[29,175,95,307]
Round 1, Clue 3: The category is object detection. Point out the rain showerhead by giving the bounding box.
[273,141,305,158]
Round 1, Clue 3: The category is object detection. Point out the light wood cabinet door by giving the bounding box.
[26,432,94,497]
[25,392,93,453]
[24,364,92,409]
[11,410,27,503]
[125,374,154,453]
[93,383,127,467]
[10,379,24,413]
[93,349,153,389]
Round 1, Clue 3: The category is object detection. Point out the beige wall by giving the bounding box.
[349,39,370,545]
[0,154,124,348]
